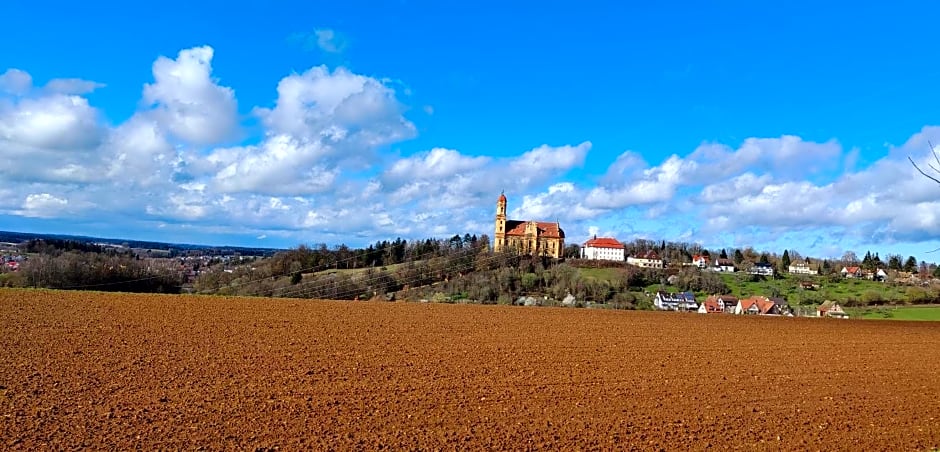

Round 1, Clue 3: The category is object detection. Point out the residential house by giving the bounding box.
[866,269,888,282]
[627,250,664,269]
[697,294,738,314]
[841,266,863,278]
[748,262,774,277]
[713,258,736,272]
[691,254,709,269]
[817,300,848,318]
[580,236,625,261]
[800,281,820,290]
[788,262,818,275]
[733,296,781,315]
[654,291,698,311]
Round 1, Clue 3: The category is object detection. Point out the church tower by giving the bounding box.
[494,191,507,252]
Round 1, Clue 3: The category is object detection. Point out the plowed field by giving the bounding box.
[1,289,939,450]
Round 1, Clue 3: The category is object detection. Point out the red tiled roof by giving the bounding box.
[844,266,861,273]
[692,254,708,261]
[498,192,507,203]
[504,220,565,239]
[584,237,624,249]
[739,296,776,314]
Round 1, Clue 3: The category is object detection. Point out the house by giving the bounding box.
[627,250,664,269]
[800,281,820,290]
[769,297,790,315]
[654,291,698,311]
[748,262,774,277]
[841,266,863,278]
[713,258,736,273]
[817,300,848,318]
[788,262,818,275]
[580,236,625,261]
[691,254,709,269]
[697,294,737,313]
[493,192,565,258]
[868,269,888,282]
[733,296,781,315]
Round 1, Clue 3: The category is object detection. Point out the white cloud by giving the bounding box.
[20,193,68,218]
[0,69,32,95]
[254,65,415,158]
[44,78,105,95]
[509,142,590,174]
[314,28,345,53]
[6,44,940,256]
[0,94,103,151]
[142,46,238,145]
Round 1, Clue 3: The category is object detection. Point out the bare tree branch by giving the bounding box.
[909,156,940,184]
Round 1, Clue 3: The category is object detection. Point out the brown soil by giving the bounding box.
[1,288,939,450]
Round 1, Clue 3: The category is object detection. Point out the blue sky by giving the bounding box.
[2,0,940,260]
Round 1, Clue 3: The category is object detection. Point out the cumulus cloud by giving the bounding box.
[5,44,940,255]
[142,46,238,145]
[0,69,33,95]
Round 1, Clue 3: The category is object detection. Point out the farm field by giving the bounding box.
[1,289,939,450]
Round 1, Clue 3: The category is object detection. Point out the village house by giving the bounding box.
[580,236,625,261]
[788,262,818,275]
[654,291,698,311]
[733,296,782,315]
[840,266,863,278]
[817,300,848,318]
[691,254,709,269]
[712,258,735,272]
[493,192,565,258]
[748,262,774,277]
[863,269,888,282]
[627,250,664,269]
[697,294,739,314]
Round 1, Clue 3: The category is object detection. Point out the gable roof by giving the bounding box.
[739,296,777,314]
[584,237,625,249]
[715,258,734,266]
[633,250,660,260]
[504,220,565,239]
[843,266,861,273]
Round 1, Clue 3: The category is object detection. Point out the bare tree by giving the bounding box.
[909,140,940,184]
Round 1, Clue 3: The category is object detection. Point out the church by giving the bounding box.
[493,192,565,258]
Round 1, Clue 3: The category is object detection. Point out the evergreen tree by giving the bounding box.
[888,254,902,270]
[734,249,744,264]
[904,256,918,272]
[781,250,791,271]
[719,249,728,259]
[862,251,873,270]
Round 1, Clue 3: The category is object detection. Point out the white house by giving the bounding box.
[580,236,625,261]
[788,262,818,275]
[713,258,736,272]
[691,254,709,268]
[748,262,774,276]
[655,291,698,311]
[627,250,663,269]
[841,266,863,278]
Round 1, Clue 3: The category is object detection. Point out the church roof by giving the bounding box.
[504,220,565,239]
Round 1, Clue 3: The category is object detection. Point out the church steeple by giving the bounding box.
[494,191,507,252]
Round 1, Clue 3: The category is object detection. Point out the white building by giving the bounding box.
[580,236,625,261]
[788,262,818,275]
[627,250,663,269]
